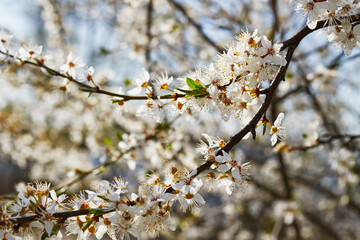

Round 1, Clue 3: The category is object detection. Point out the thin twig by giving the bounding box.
[0,50,186,101]
[168,0,223,52]
[290,134,360,151]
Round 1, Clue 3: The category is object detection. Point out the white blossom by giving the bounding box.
[128,68,151,94]
[270,112,286,146]
[17,43,43,61]
[59,52,86,80]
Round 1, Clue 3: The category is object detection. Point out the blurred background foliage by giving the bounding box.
[0,0,360,239]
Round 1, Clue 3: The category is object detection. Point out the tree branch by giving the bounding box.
[0,50,186,101]
[290,134,360,151]
[281,14,360,50]
[145,0,153,71]
[168,0,223,52]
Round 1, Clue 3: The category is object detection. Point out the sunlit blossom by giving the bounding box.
[270,112,286,146]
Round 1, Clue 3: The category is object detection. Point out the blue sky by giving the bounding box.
[0,0,39,39]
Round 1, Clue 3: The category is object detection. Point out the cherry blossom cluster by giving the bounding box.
[1,3,360,237]
[0,138,251,239]
[290,0,360,55]
[1,182,66,239]
[59,53,95,84]
[3,27,288,129]
[0,31,95,93]
[129,30,287,122]
[196,134,252,195]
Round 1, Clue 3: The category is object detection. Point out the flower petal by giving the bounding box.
[271,134,277,146]
[274,112,284,126]
[231,167,242,181]
[217,164,231,172]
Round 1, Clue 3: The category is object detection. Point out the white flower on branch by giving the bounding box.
[49,190,67,212]
[107,211,140,240]
[113,87,128,116]
[66,215,92,239]
[136,99,165,122]
[214,150,252,195]
[196,133,226,158]
[118,133,138,151]
[173,178,205,211]
[328,22,360,55]
[270,112,286,146]
[29,210,59,238]
[289,0,327,29]
[256,36,287,66]
[155,72,173,91]
[128,68,151,94]
[59,52,86,80]
[0,29,13,45]
[17,43,42,61]
[215,150,247,181]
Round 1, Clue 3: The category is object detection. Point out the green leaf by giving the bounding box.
[99,46,110,55]
[40,225,60,240]
[262,123,267,135]
[95,166,105,175]
[115,131,122,141]
[82,219,93,231]
[155,122,170,132]
[172,24,183,32]
[51,225,60,236]
[124,78,131,87]
[103,137,113,146]
[177,88,195,94]
[41,232,49,240]
[194,89,207,95]
[194,93,209,99]
[89,208,104,216]
[165,142,172,150]
[186,77,203,90]
[145,170,154,176]
[184,88,209,98]
[29,200,37,208]
[177,85,209,98]
[56,188,67,196]
[79,87,93,92]
[75,168,87,175]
